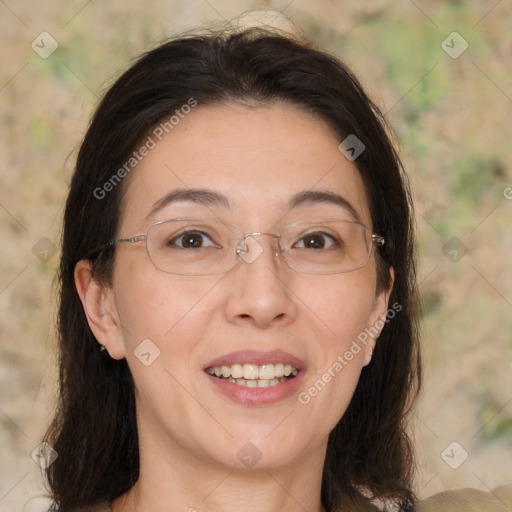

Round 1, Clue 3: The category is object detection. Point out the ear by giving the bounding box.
[74,259,126,360]
[363,266,395,366]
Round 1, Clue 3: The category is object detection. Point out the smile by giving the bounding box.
[205,363,299,387]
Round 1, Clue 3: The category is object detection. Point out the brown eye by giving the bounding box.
[170,231,215,249]
[294,232,337,249]
[302,234,325,249]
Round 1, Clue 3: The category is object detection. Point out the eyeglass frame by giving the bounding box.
[105,217,386,276]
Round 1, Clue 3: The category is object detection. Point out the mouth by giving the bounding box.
[205,363,299,388]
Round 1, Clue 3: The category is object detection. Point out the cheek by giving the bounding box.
[311,272,377,346]
[112,260,214,348]
[112,272,212,401]
[296,276,376,433]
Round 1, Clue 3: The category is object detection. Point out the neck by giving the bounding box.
[112,423,327,512]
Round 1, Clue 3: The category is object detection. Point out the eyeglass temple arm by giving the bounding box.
[109,235,147,246]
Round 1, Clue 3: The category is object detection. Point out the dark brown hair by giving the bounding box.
[44,25,421,512]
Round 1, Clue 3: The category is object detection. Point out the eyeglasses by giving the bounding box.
[107,217,385,276]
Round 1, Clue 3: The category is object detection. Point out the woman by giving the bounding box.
[42,23,510,512]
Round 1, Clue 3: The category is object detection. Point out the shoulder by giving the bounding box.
[415,484,512,512]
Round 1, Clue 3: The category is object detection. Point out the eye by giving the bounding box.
[293,231,339,249]
[169,230,219,249]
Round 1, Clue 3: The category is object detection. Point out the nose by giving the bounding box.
[225,234,297,329]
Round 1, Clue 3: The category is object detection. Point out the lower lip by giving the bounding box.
[205,371,306,406]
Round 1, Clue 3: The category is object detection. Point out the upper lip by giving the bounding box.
[203,349,306,371]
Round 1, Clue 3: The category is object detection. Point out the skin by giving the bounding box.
[75,103,393,512]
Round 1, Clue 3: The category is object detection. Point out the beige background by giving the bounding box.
[1,1,511,511]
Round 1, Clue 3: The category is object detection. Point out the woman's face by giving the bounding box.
[81,103,392,472]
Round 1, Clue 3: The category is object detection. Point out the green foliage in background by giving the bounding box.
[477,391,512,445]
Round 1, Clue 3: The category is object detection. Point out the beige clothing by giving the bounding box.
[416,485,512,511]
[76,484,512,511]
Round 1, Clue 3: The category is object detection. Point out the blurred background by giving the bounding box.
[1,0,511,510]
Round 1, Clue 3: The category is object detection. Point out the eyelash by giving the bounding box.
[293,231,339,249]
[168,230,219,248]
[167,230,340,249]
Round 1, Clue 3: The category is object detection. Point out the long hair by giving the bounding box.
[44,25,421,512]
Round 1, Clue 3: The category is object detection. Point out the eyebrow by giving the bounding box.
[287,190,361,222]
[147,187,361,222]
[146,188,230,220]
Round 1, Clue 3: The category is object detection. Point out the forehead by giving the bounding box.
[120,102,371,230]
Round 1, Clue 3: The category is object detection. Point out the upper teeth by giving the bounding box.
[206,363,298,380]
